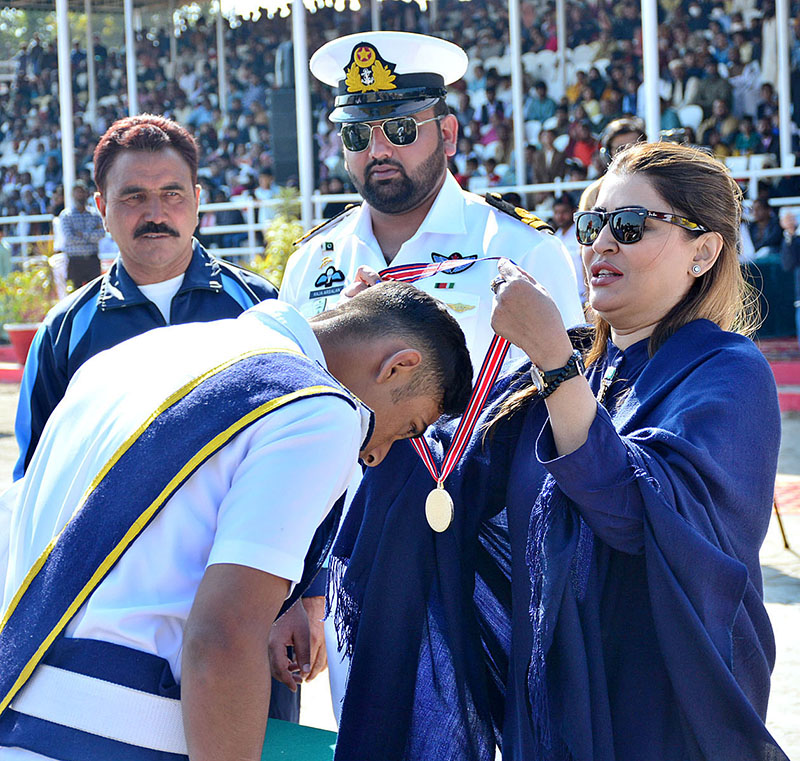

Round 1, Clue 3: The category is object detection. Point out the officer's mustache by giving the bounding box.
[365,159,407,177]
[134,222,180,238]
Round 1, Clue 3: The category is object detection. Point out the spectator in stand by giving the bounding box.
[532,128,568,185]
[565,120,598,169]
[599,117,646,165]
[524,81,557,123]
[698,99,739,145]
[566,70,590,106]
[544,104,571,137]
[479,86,505,126]
[749,198,783,256]
[454,155,481,191]
[197,187,247,250]
[733,116,761,156]
[706,129,733,160]
[254,169,278,230]
[727,47,762,119]
[55,180,106,288]
[551,193,585,303]
[693,60,733,118]
[756,116,780,156]
[756,82,779,121]
[780,208,800,349]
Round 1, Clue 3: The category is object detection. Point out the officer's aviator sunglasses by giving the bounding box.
[573,206,709,246]
[339,115,443,153]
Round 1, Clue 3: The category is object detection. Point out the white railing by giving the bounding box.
[2,164,800,264]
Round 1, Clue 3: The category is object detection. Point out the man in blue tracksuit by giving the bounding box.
[14,114,277,482]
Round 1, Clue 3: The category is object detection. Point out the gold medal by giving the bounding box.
[425,484,454,532]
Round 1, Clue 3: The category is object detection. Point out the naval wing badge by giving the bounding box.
[344,43,397,94]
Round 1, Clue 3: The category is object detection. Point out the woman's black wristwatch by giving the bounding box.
[530,350,585,399]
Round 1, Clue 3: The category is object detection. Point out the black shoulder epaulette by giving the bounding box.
[293,203,362,246]
[484,192,555,234]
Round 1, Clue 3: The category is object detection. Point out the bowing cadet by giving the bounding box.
[0,284,472,761]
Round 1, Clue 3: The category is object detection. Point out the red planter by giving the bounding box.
[3,323,41,365]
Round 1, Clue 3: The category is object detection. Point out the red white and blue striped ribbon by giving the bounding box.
[379,258,511,488]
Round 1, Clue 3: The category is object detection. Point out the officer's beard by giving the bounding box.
[349,132,447,215]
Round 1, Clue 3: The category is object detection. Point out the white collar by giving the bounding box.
[352,171,468,255]
[241,300,326,368]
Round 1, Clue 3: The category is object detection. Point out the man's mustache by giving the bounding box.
[365,159,407,177]
[134,222,180,238]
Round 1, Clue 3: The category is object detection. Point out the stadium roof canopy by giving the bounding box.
[3,0,170,12]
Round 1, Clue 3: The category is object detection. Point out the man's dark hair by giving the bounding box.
[553,193,576,211]
[93,114,199,193]
[312,281,472,418]
[600,116,646,153]
[432,98,450,118]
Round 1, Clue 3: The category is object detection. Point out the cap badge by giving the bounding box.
[345,43,397,94]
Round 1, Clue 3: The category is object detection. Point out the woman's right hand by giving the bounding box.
[490,258,574,371]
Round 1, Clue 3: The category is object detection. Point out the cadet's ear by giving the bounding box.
[376,348,423,384]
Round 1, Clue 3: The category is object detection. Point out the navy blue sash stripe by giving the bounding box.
[0,349,355,717]
[0,710,188,761]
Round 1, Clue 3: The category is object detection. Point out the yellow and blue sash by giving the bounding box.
[0,348,358,719]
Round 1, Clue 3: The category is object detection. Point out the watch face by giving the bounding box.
[530,365,546,393]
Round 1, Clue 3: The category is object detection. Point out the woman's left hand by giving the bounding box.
[490,258,574,369]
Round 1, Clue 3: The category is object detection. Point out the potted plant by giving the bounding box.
[0,258,60,364]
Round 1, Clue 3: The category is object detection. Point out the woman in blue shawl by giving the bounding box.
[331,142,787,761]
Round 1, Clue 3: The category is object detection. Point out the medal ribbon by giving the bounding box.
[379,258,511,488]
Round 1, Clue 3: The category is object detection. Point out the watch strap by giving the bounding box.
[537,350,584,399]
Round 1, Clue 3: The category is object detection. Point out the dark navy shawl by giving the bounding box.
[331,319,786,761]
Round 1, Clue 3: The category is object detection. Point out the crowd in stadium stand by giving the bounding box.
[1,0,800,249]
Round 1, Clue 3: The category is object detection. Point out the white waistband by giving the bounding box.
[10,663,188,755]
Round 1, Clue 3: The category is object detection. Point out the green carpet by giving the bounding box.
[261,719,337,760]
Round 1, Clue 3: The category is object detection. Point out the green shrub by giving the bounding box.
[0,260,59,325]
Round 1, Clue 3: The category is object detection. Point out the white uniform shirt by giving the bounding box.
[281,172,584,371]
[3,301,369,686]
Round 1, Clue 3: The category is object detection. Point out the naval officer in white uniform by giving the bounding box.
[280,32,584,370]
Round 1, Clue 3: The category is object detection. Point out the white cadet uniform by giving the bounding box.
[281,172,584,371]
[0,301,370,761]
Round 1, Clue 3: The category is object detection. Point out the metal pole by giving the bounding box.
[429,0,438,31]
[169,0,178,70]
[556,0,566,99]
[293,0,314,227]
[84,0,97,128]
[508,0,526,194]
[245,200,256,258]
[371,0,380,31]
[776,0,793,166]
[216,5,228,114]
[640,0,660,141]
[56,0,75,203]
[123,0,138,115]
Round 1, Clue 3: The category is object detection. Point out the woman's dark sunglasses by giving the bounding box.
[574,206,709,246]
[339,115,443,153]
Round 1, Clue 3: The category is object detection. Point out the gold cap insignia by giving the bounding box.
[344,43,397,94]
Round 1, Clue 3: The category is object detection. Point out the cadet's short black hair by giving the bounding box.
[313,281,472,418]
